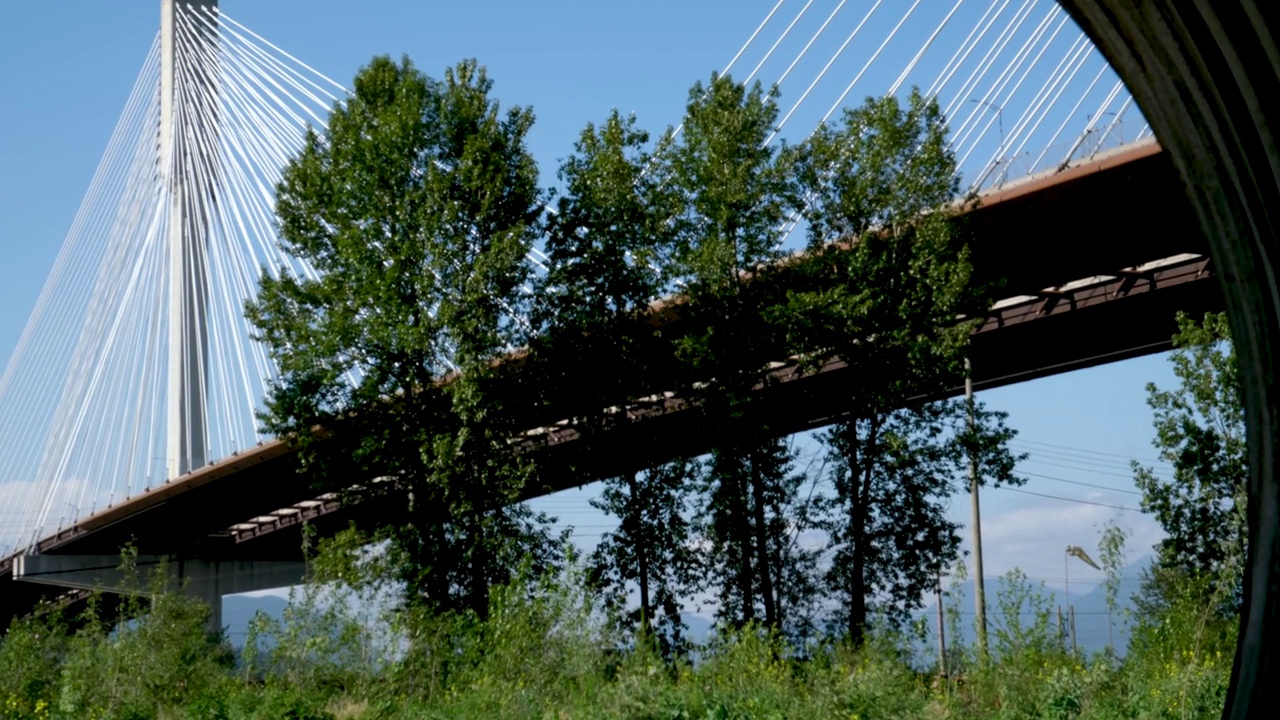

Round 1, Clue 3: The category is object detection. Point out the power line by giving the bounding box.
[997,486,1138,512]
[1015,445,1150,471]
[1021,459,1137,480]
[1013,437,1172,467]
[1022,471,1142,496]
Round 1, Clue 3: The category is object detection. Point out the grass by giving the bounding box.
[0,561,1236,720]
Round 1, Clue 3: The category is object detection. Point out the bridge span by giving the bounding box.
[1,139,1222,627]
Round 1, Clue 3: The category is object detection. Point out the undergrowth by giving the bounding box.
[0,556,1235,720]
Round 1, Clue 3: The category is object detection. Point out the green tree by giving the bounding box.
[665,73,808,633]
[1132,310,1247,612]
[1097,519,1131,655]
[696,438,823,643]
[786,90,1022,644]
[588,459,701,658]
[786,90,979,407]
[531,109,694,650]
[817,400,1020,643]
[247,55,560,617]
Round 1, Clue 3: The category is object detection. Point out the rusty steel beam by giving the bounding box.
[213,255,1220,546]
[0,141,1219,622]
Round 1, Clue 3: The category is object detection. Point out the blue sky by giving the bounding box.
[0,1,1181,599]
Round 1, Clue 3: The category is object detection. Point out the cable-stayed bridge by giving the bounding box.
[0,1,1220,628]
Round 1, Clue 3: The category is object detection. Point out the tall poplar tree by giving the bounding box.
[789,90,1024,643]
[666,73,809,633]
[696,439,822,641]
[532,110,695,650]
[588,458,701,658]
[247,56,560,617]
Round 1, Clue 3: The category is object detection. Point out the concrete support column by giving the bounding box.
[162,0,220,479]
[1058,2,1280,716]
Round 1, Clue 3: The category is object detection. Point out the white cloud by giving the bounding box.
[960,496,1163,591]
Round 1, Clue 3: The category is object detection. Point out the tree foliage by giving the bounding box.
[247,55,561,617]
[588,459,701,658]
[695,439,822,642]
[818,400,1021,642]
[1133,311,1247,612]
[783,90,1022,644]
[245,52,1029,653]
[785,89,980,403]
[532,110,693,651]
[662,73,808,634]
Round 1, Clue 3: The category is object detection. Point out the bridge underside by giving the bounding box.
[1,141,1219,627]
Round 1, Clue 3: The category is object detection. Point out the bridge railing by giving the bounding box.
[970,116,1152,193]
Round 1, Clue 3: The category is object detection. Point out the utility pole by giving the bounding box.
[936,569,947,677]
[965,354,988,660]
[1057,606,1065,651]
[1070,605,1078,656]
[161,0,219,479]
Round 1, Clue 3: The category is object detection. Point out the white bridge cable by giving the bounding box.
[887,0,967,98]
[0,38,165,550]
[774,1,978,235]
[940,0,1041,140]
[703,0,1147,248]
[2,4,1156,556]
[197,14,334,134]
[815,0,923,128]
[198,7,346,117]
[742,0,817,87]
[723,0,790,80]
[205,7,350,96]
[0,39,161,485]
[770,0,969,240]
[1027,61,1109,172]
[762,0,1145,240]
[983,31,1091,177]
[35,95,166,534]
[925,0,1006,99]
[948,3,1062,152]
[180,16,312,274]
[951,5,1067,168]
[767,0,879,144]
[174,18,258,453]
[1058,78,1125,166]
[1087,94,1137,158]
[0,11,360,554]
[770,0,854,95]
[665,0,789,142]
[0,33,160,412]
[940,0,1038,121]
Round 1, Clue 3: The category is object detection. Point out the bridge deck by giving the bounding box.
[1,140,1220,622]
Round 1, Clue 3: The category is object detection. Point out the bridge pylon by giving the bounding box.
[160,0,219,479]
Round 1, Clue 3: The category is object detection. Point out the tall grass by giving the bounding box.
[0,558,1233,720]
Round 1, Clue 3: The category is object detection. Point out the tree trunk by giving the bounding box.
[733,458,756,627]
[469,511,489,620]
[627,471,653,635]
[847,419,878,645]
[750,447,779,630]
[424,508,450,608]
[848,518,868,644]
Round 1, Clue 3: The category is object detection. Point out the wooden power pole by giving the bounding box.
[966,355,988,660]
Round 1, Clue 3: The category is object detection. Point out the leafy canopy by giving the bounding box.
[1133,311,1247,612]
[247,55,558,616]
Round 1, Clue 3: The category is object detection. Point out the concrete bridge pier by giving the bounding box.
[11,553,307,635]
